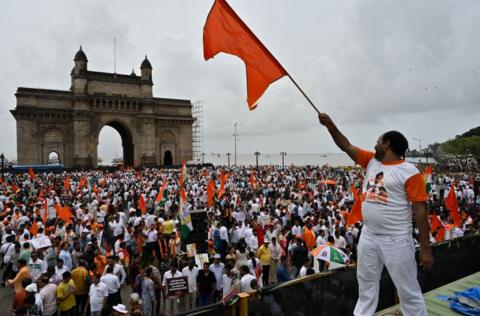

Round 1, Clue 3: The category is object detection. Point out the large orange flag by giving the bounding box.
[347,183,363,227]
[30,219,38,236]
[250,170,256,191]
[203,0,287,110]
[207,179,215,207]
[138,194,147,214]
[218,172,229,199]
[445,184,461,226]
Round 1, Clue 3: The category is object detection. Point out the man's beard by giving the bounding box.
[375,150,385,161]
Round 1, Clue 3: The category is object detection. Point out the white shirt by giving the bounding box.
[103,263,126,285]
[100,273,120,294]
[220,226,229,242]
[209,263,225,291]
[145,229,157,243]
[316,235,326,247]
[181,266,199,293]
[0,242,15,263]
[88,282,109,312]
[162,270,183,286]
[240,274,256,292]
[28,258,47,281]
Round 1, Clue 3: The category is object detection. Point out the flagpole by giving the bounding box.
[286,74,321,115]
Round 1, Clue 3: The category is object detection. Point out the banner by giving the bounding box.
[30,236,52,249]
[166,276,189,298]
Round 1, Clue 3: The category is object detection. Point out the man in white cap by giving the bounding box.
[25,283,44,313]
[209,254,224,301]
[112,303,128,315]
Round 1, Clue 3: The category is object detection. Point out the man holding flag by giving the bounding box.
[318,113,433,316]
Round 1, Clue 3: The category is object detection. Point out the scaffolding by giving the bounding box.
[192,100,204,163]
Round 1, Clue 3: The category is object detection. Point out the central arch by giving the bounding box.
[98,120,134,167]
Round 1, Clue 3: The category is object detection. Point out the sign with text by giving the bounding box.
[166,276,189,298]
[30,236,52,249]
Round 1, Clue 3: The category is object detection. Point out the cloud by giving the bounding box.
[1,0,479,162]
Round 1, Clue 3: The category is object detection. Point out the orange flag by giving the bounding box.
[28,168,36,180]
[430,214,445,242]
[55,204,73,224]
[250,170,256,191]
[203,0,287,110]
[64,176,70,191]
[445,184,461,226]
[30,219,38,236]
[218,171,229,199]
[207,179,215,207]
[43,198,48,224]
[347,183,363,227]
[78,177,87,189]
[138,194,147,214]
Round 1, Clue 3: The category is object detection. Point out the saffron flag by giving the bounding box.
[55,204,73,224]
[445,184,462,226]
[43,198,48,224]
[250,170,256,191]
[178,161,193,239]
[218,171,229,199]
[430,214,445,242]
[207,178,215,207]
[155,178,168,207]
[64,176,70,191]
[138,194,147,214]
[203,0,287,109]
[347,183,363,227]
[29,219,38,236]
[28,168,36,180]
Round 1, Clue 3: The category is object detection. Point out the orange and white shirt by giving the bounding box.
[356,148,428,236]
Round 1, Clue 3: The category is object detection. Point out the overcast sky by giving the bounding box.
[1,0,480,163]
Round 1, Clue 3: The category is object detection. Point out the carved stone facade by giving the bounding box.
[11,47,194,168]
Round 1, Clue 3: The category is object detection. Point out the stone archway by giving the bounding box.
[98,120,134,167]
[163,150,173,166]
[43,128,65,165]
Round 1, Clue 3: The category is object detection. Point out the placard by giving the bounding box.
[30,236,52,249]
[186,243,197,257]
[195,253,209,268]
[166,276,189,298]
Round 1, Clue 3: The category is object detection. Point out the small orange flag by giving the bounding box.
[347,183,363,227]
[138,194,147,214]
[203,0,287,109]
[28,168,36,180]
[43,198,48,224]
[207,179,215,207]
[430,214,445,242]
[445,184,461,226]
[55,204,73,224]
[250,170,256,191]
[30,219,38,236]
[64,176,70,191]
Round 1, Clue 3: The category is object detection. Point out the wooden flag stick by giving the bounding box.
[286,73,321,115]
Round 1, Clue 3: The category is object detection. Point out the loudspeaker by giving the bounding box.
[182,209,209,254]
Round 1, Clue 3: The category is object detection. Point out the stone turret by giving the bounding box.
[140,55,153,97]
[73,46,88,75]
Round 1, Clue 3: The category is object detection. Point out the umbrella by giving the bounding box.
[320,179,337,185]
[311,245,349,264]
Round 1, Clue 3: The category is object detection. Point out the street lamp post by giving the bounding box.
[229,121,243,166]
[0,153,4,181]
[280,152,287,169]
[226,152,231,168]
[201,152,205,164]
[412,138,422,163]
[254,151,260,170]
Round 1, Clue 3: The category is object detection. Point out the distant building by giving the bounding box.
[11,47,194,168]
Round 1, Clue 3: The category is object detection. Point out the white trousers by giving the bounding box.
[353,231,427,316]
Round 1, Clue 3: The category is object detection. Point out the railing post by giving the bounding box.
[237,292,250,316]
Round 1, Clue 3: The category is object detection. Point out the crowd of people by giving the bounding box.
[0,163,478,316]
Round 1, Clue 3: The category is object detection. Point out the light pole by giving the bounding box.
[226,152,231,168]
[280,152,287,169]
[254,151,260,170]
[412,138,422,162]
[0,153,4,181]
[201,152,205,164]
[229,121,243,166]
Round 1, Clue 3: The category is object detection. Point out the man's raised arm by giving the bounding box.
[318,113,358,161]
